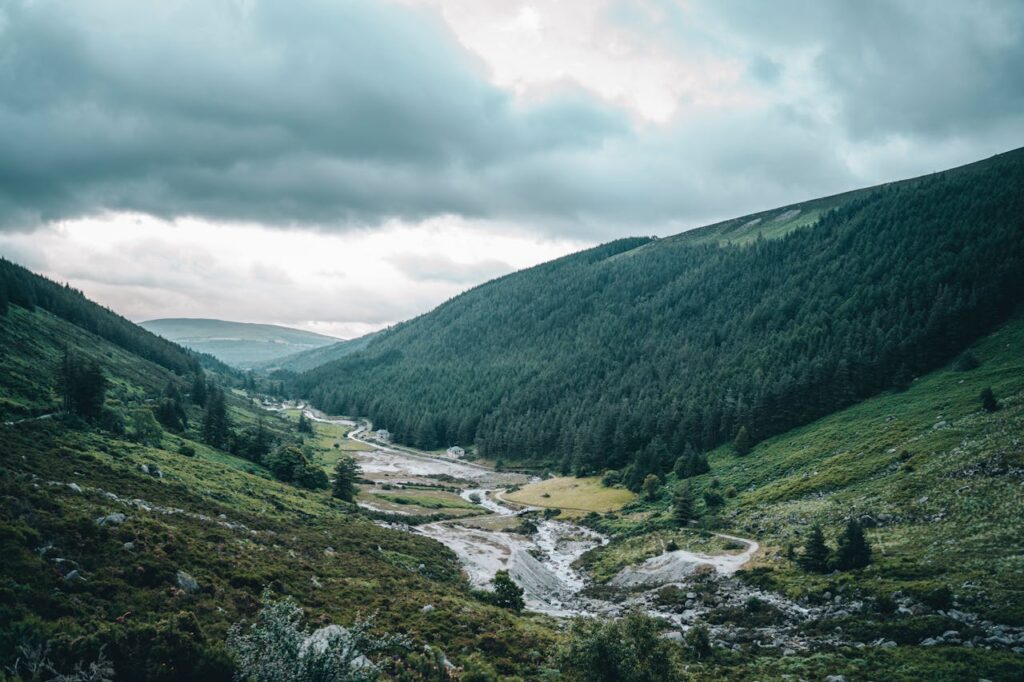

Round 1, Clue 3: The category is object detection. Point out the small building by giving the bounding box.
[446,446,465,458]
[375,429,391,442]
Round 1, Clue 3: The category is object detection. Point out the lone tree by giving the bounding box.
[673,483,697,527]
[732,426,752,456]
[490,570,525,611]
[331,455,361,502]
[980,387,1000,413]
[641,474,662,501]
[191,372,207,407]
[835,519,872,570]
[798,525,831,573]
[297,412,315,434]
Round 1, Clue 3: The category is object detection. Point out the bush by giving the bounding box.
[955,351,980,371]
[178,444,196,457]
[558,610,676,681]
[227,591,408,682]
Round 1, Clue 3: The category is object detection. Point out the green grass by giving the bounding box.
[617,307,1024,623]
[374,489,480,511]
[501,476,635,515]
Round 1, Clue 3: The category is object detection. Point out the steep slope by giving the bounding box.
[141,318,338,369]
[297,148,1024,478]
[253,330,381,373]
[0,292,558,679]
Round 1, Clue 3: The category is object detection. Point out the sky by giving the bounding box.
[1,0,1022,338]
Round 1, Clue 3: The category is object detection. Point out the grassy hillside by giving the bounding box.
[297,148,1024,478]
[141,318,338,369]
[253,331,381,373]
[588,307,1024,627]
[0,304,561,680]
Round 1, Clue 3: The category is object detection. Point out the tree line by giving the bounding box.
[296,151,1024,485]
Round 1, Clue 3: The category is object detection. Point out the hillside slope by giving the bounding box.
[253,330,381,373]
[0,299,557,679]
[297,148,1024,478]
[141,318,338,369]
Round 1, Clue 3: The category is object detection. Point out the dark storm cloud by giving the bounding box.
[0,0,1021,238]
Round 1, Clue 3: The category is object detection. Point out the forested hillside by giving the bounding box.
[1,259,204,377]
[254,330,381,373]
[297,149,1024,484]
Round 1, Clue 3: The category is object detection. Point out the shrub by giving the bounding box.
[227,591,408,682]
[178,444,196,457]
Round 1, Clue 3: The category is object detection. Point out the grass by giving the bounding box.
[501,476,635,515]
[610,307,1024,623]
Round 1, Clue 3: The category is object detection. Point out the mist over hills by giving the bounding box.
[140,318,338,369]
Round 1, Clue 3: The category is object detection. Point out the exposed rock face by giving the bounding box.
[176,570,199,592]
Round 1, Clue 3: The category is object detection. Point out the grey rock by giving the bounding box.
[921,638,938,647]
[942,630,960,640]
[421,604,435,613]
[176,570,199,592]
[880,640,897,648]
[64,569,86,583]
[123,542,135,551]
[96,512,127,527]
[68,483,83,493]
[782,648,796,656]
[825,676,847,682]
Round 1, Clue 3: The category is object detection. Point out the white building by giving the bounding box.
[375,429,391,442]
[446,446,465,457]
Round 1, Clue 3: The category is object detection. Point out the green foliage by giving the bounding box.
[557,610,677,681]
[732,425,752,456]
[673,445,710,479]
[955,351,980,371]
[202,387,231,449]
[56,350,108,420]
[297,412,315,434]
[601,469,621,487]
[331,455,361,502]
[683,624,712,661]
[297,150,1024,475]
[834,519,872,570]
[799,525,831,573]
[127,407,164,447]
[1,257,204,376]
[640,474,661,501]
[487,570,525,612]
[265,445,329,490]
[672,484,696,527]
[980,387,1000,412]
[227,592,408,682]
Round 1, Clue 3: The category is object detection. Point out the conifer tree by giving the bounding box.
[331,455,361,502]
[799,525,831,573]
[732,426,752,456]
[834,519,872,570]
[489,570,525,612]
[673,483,697,526]
[202,388,230,449]
[980,387,1000,413]
[191,373,208,407]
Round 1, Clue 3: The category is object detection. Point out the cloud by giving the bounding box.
[387,253,514,283]
[0,0,1021,244]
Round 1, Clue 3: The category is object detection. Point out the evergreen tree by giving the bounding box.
[980,387,1000,413]
[0,276,7,316]
[798,525,831,573]
[673,484,697,526]
[55,350,108,420]
[331,455,361,502]
[297,412,314,434]
[834,519,872,570]
[732,426,752,456]
[191,373,208,407]
[202,388,231,449]
[489,570,524,612]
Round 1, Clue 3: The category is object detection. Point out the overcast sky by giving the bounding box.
[1,0,1022,337]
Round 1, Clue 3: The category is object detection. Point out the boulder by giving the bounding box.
[96,512,127,527]
[176,570,199,592]
[421,604,435,614]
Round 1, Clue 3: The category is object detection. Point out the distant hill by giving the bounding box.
[140,318,339,369]
[253,330,382,373]
[296,147,1024,478]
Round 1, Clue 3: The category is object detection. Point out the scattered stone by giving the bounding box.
[921,638,938,647]
[176,570,199,592]
[825,676,847,682]
[123,542,135,551]
[880,640,897,648]
[95,512,127,527]
[421,604,435,614]
[64,569,86,583]
[782,648,796,656]
[68,483,83,493]
[942,630,960,640]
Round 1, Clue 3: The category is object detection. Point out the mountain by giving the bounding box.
[296,148,1024,481]
[140,318,339,369]
[252,330,382,373]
